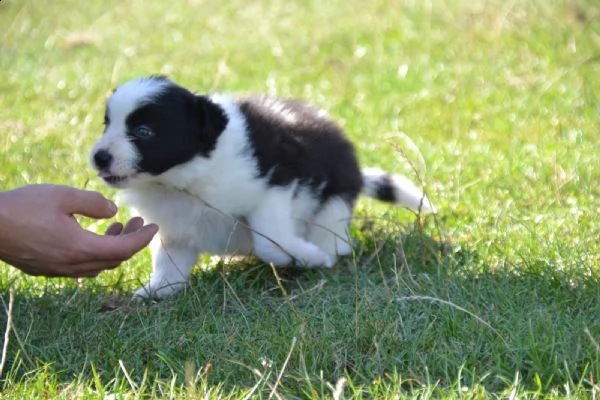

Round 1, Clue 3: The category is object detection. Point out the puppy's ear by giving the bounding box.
[194,95,228,139]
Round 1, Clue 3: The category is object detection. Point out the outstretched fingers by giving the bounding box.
[103,217,145,236]
[89,222,158,261]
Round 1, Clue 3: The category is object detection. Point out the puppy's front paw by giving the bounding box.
[254,242,293,266]
[133,285,155,300]
[293,242,334,268]
[133,281,187,300]
[333,237,352,256]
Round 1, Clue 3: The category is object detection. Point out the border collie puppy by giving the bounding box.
[90,76,435,299]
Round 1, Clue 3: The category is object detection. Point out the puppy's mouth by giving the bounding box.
[98,171,130,187]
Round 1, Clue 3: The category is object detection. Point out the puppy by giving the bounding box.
[90,76,435,299]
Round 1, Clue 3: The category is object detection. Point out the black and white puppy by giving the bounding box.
[90,76,435,299]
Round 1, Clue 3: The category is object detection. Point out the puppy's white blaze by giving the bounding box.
[90,119,140,179]
[91,132,140,177]
[91,78,170,179]
[107,77,170,123]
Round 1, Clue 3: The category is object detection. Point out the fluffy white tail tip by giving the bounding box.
[362,167,437,214]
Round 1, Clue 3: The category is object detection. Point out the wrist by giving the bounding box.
[0,190,13,222]
[0,190,15,260]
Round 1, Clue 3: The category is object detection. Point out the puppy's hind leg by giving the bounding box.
[133,237,197,299]
[307,197,353,259]
[248,188,333,268]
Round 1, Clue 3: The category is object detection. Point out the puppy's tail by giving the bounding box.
[361,167,436,213]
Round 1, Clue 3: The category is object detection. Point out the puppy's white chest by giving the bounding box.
[120,184,254,254]
[189,178,265,215]
[159,126,266,215]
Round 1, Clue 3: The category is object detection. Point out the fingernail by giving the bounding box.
[107,200,118,213]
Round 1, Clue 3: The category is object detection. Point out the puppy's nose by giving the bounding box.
[94,150,113,170]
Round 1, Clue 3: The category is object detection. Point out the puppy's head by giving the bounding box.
[90,76,228,188]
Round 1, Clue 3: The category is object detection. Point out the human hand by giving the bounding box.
[0,184,158,277]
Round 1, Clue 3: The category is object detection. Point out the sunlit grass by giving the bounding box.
[1,0,599,397]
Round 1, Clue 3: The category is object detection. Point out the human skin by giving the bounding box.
[0,184,158,277]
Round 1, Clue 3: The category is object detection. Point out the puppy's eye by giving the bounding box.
[131,125,154,139]
[103,114,110,126]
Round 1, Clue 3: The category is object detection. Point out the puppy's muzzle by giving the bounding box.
[93,149,113,170]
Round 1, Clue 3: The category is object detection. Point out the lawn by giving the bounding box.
[1,0,599,398]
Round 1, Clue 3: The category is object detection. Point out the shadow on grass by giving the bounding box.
[0,217,599,396]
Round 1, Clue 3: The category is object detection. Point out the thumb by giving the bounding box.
[59,187,118,219]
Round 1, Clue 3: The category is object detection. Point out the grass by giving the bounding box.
[1,0,599,397]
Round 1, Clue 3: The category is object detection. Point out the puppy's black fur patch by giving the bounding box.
[126,80,228,176]
[370,175,397,202]
[239,95,363,204]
